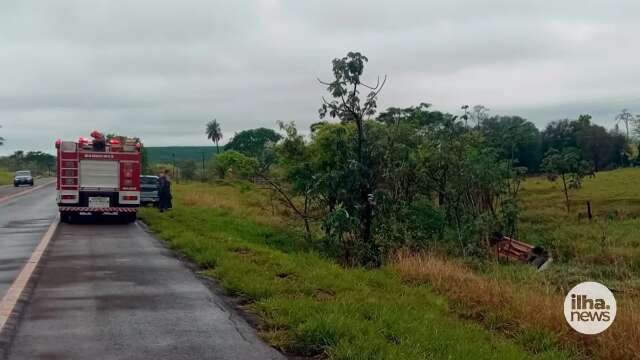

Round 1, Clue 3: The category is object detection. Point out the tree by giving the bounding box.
[318,51,386,264]
[140,146,150,174]
[255,121,316,238]
[574,119,612,172]
[481,115,541,172]
[206,119,223,154]
[634,114,640,137]
[224,128,282,157]
[0,125,4,146]
[615,109,634,140]
[179,159,197,180]
[541,119,578,153]
[460,105,470,127]
[542,148,592,212]
[469,104,490,128]
[23,151,55,175]
[209,151,258,179]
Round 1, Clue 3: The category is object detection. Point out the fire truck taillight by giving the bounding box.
[61,195,76,200]
[123,163,134,187]
[123,195,138,201]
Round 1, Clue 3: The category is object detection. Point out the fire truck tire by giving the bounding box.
[121,213,137,224]
[60,212,74,224]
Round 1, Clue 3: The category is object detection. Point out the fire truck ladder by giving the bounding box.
[60,148,79,189]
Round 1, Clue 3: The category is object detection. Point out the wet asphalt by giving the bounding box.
[1,186,285,360]
[0,182,57,299]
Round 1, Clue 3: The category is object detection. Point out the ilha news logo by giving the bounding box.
[564,281,617,335]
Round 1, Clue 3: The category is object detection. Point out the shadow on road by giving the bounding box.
[64,214,137,225]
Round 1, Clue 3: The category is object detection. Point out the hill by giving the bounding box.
[145,146,219,165]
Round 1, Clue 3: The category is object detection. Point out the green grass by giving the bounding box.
[0,168,12,185]
[140,183,570,360]
[518,168,640,291]
[138,168,640,359]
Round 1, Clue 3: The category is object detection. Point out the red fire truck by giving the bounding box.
[56,131,142,223]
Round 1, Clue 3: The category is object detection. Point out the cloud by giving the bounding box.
[1,0,639,154]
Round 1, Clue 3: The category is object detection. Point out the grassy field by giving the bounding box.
[140,182,570,360]
[518,168,640,289]
[145,146,218,164]
[139,168,640,359]
[0,168,12,185]
[394,169,640,359]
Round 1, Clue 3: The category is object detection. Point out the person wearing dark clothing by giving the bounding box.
[158,170,173,212]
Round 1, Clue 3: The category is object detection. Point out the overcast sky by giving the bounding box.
[1,0,639,154]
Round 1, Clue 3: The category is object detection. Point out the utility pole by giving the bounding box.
[172,153,176,182]
[201,152,205,182]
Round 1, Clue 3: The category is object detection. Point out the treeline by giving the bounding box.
[0,151,56,176]
[462,112,630,174]
[202,52,639,266]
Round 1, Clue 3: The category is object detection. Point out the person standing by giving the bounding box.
[158,169,173,212]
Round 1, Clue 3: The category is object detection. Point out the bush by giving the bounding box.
[208,151,258,180]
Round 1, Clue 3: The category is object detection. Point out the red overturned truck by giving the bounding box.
[55,131,141,223]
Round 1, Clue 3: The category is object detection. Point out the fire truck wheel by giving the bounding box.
[121,213,137,224]
[60,212,74,224]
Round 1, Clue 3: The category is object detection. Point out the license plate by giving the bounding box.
[89,197,110,208]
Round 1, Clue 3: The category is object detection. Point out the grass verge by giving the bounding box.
[0,168,12,186]
[139,182,570,360]
[392,251,639,360]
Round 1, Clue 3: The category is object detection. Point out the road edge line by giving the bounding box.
[0,180,56,205]
[0,215,60,332]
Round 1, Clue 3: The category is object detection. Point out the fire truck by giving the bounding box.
[56,131,141,223]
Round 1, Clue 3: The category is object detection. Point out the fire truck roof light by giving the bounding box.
[109,138,121,145]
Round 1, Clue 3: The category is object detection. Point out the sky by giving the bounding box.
[1,0,639,154]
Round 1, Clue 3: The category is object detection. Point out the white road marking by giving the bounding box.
[0,216,59,332]
[0,180,56,205]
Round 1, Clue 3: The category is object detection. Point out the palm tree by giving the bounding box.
[206,119,223,154]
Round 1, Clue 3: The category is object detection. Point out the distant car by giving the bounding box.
[14,170,34,187]
[140,175,159,206]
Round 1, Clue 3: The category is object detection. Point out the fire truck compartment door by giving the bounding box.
[79,160,120,189]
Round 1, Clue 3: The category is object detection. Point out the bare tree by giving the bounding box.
[469,104,490,128]
[615,109,634,140]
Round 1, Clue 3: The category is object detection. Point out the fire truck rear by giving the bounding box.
[56,131,141,223]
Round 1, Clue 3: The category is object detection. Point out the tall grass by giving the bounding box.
[0,168,12,185]
[393,251,639,360]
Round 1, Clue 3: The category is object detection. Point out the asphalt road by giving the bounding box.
[0,182,57,299]
[1,186,284,360]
